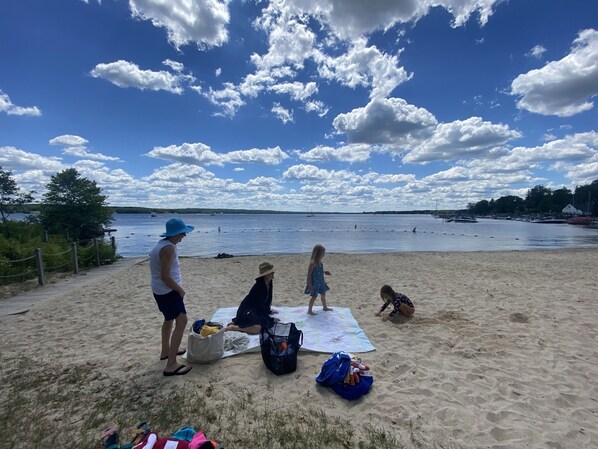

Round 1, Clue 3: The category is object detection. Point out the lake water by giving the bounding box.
[108,213,598,257]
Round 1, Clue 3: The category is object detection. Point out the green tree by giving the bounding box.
[0,166,35,223]
[525,185,552,213]
[467,199,490,215]
[494,195,525,214]
[574,179,598,216]
[40,168,113,240]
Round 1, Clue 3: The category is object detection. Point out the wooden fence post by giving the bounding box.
[110,236,116,251]
[93,238,101,267]
[71,242,79,274]
[35,248,45,286]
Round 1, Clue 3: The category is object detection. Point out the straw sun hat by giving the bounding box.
[258,262,275,277]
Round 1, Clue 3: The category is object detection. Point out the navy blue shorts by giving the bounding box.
[153,290,186,321]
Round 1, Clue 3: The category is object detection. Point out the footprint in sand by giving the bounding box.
[509,312,529,323]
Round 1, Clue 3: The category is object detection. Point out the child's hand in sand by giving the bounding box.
[375,311,381,317]
[381,315,389,322]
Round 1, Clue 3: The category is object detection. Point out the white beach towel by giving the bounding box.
[210,306,375,357]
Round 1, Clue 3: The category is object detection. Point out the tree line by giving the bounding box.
[467,179,598,216]
[1,166,112,240]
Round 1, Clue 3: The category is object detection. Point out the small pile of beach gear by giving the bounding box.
[315,351,373,400]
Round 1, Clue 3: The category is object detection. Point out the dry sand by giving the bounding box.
[1,249,597,448]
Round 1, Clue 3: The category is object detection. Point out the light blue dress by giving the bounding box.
[304,263,329,296]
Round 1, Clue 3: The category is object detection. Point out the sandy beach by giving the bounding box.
[1,249,597,448]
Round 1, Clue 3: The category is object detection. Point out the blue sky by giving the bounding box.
[1,0,597,212]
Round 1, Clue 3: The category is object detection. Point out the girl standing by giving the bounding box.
[305,244,333,315]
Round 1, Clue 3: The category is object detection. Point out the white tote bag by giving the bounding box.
[186,322,225,363]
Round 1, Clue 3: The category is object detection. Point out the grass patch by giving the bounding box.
[0,356,449,449]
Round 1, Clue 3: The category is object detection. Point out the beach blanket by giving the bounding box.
[209,306,375,357]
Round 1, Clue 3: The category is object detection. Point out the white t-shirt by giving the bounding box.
[149,239,182,295]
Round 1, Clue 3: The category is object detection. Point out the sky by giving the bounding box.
[1,0,597,213]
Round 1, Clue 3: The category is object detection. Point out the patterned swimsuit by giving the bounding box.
[379,292,414,317]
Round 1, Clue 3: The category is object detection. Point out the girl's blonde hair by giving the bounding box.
[310,244,326,264]
[380,284,396,301]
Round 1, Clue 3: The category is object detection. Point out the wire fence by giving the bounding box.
[0,236,117,287]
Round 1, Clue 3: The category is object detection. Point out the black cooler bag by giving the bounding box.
[260,322,303,375]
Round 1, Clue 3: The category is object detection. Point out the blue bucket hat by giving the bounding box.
[160,218,194,237]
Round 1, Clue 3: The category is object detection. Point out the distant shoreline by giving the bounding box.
[16,204,445,215]
[112,207,439,215]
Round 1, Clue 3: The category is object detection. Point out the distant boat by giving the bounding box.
[150,212,157,217]
[532,217,567,224]
[446,215,477,223]
[566,216,593,225]
[306,213,316,217]
[453,216,478,223]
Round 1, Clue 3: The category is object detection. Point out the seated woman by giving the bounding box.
[225,262,279,334]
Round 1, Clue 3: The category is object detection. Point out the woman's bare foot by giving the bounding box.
[323,307,333,311]
[307,310,317,315]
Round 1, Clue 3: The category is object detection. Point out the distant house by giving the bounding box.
[562,204,583,215]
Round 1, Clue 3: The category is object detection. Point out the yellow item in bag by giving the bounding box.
[200,324,221,337]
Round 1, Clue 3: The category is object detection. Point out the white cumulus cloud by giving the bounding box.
[0,90,42,116]
[0,146,64,172]
[272,103,294,124]
[90,60,188,94]
[49,134,121,161]
[333,97,437,145]
[129,0,230,50]
[147,142,289,166]
[404,117,521,163]
[511,29,598,117]
[526,44,547,59]
[297,143,373,163]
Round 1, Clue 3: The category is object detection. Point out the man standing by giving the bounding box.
[150,218,194,376]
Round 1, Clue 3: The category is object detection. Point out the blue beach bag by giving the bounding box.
[331,375,373,400]
[316,351,373,400]
[315,351,352,386]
